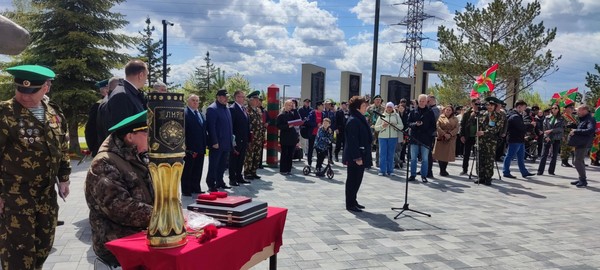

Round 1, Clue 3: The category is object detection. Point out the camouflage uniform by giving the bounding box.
[244,106,265,177]
[84,134,154,266]
[477,110,502,184]
[0,99,71,270]
[560,112,578,161]
[367,104,384,166]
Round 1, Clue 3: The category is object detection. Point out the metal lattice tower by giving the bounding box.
[397,0,433,77]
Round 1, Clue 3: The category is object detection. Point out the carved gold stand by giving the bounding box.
[146,93,188,248]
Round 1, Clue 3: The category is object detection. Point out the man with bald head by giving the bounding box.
[105,59,148,129]
[181,94,208,196]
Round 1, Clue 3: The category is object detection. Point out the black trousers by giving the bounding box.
[537,140,560,174]
[207,149,229,189]
[345,163,365,208]
[455,135,464,157]
[462,137,476,173]
[228,143,247,183]
[181,152,205,193]
[316,149,327,170]
[335,131,345,156]
[280,144,295,173]
[307,135,316,166]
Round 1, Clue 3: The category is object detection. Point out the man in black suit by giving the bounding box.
[206,90,234,192]
[181,94,207,196]
[105,59,148,129]
[228,90,251,186]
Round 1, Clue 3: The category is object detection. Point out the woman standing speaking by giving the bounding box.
[344,96,372,212]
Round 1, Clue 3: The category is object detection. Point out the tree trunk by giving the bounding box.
[69,118,81,155]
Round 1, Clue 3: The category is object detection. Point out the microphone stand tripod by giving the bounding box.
[392,132,431,219]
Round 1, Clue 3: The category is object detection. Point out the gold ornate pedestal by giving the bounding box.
[146,93,188,248]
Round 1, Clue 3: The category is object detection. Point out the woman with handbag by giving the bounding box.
[537,105,564,175]
[432,106,459,176]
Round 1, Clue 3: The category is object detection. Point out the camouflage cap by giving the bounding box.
[5,65,55,94]
[108,110,148,135]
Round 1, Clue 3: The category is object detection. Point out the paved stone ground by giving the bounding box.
[23,154,600,269]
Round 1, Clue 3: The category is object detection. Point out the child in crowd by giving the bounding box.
[314,118,333,176]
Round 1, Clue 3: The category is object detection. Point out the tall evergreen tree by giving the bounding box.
[585,64,600,107]
[137,16,169,87]
[436,0,560,101]
[13,0,135,153]
[183,51,219,107]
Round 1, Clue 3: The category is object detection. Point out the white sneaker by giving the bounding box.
[377,173,384,176]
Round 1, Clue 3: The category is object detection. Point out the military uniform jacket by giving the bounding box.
[0,98,70,213]
[84,135,154,261]
[479,110,502,141]
[248,106,264,142]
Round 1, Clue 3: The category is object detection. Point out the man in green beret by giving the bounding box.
[84,110,153,266]
[243,90,265,180]
[0,65,71,270]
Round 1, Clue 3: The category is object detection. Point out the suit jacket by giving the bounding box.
[343,109,373,167]
[276,111,299,146]
[184,107,207,153]
[206,101,233,152]
[229,103,250,150]
[106,80,146,129]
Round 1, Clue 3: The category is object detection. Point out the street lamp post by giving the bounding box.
[162,20,174,85]
[282,84,290,106]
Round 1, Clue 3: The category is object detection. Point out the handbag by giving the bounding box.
[567,134,588,147]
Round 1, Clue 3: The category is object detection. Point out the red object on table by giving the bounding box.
[195,195,252,207]
[106,207,287,270]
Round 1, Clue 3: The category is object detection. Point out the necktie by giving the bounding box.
[194,110,203,125]
[240,105,247,118]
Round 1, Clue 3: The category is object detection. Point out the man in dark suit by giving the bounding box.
[206,90,234,192]
[228,90,251,186]
[85,79,109,157]
[181,94,207,196]
[105,59,148,129]
[334,101,348,162]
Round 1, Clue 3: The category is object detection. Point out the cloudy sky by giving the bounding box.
[2,0,599,102]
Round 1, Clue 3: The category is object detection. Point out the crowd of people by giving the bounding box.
[1,58,598,269]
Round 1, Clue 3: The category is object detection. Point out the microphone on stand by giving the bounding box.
[372,110,385,118]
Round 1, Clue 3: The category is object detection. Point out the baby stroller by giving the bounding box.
[303,146,334,179]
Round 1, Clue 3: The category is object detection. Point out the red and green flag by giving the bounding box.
[550,87,578,108]
[591,98,600,162]
[472,63,499,94]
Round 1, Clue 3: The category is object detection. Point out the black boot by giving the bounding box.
[561,159,572,167]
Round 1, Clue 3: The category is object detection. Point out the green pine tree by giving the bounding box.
[436,0,561,100]
[183,51,219,107]
[585,64,600,108]
[10,0,135,153]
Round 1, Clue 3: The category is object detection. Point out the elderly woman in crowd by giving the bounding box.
[432,105,459,176]
[374,102,403,176]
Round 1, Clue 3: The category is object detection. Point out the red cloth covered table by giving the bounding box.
[106,207,287,270]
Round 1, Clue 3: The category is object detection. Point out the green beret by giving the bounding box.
[95,79,109,89]
[5,65,55,94]
[108,111,148,135]
[247,90,260,99]
[484,96,502,105]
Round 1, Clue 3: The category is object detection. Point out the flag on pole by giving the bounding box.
[472,63,499,94]
[550,87,579,108]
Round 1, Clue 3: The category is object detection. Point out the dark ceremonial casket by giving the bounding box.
[187,200,268,227]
